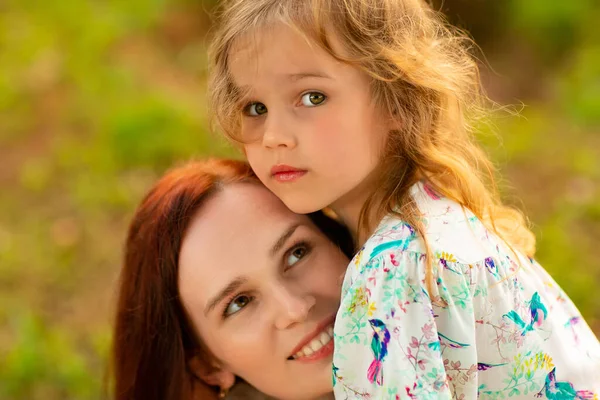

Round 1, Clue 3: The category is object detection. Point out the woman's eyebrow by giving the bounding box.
[204,277,247,316]
[270,223,301,256]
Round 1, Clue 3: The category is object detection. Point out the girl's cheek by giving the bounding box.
[241,124,262,142]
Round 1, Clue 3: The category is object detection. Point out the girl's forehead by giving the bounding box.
[229,23,319,62]
[228,24,347,86]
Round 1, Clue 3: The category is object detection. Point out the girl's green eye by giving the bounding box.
[300,92,326,107]
[246,102,268,116]
[224,295,252,316]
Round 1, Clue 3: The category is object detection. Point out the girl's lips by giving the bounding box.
[272,170,307,183]
[270,164,307,183]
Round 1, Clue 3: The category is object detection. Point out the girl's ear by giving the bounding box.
[188,354,236,390]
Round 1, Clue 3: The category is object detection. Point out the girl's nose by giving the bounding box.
[272,283,316,330]
[261,113,298,149]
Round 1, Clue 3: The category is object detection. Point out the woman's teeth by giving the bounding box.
[292,325,334,359]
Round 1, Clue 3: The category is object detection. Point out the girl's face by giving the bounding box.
[178,183,348,400]
[229,24,392,216]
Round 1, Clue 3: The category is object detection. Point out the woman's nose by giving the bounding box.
[261,113,297,150]
[272,283,316,330]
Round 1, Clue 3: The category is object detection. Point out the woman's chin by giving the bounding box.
[283,362,334,400]
[252,363,333,400]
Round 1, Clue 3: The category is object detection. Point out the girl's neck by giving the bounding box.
[330,178,380,248]
[330,199,362,244]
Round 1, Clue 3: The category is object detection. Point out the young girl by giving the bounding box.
[208,0,600,397]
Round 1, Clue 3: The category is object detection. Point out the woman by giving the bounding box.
[112,159,354,399]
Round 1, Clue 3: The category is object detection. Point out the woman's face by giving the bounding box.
[178,183,348,399]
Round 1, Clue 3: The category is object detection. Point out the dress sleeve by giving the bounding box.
[333,248,474,398]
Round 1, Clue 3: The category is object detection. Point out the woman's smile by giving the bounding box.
[288,315,335,362]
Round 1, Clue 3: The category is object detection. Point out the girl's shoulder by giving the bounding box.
[362,181,503,266]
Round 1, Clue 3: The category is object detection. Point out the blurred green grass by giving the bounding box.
[0,0,598,398]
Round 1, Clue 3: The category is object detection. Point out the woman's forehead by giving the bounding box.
[206,182,302,224]
[180,183,308,265]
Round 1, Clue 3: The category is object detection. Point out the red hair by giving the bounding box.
[112,159,352,399]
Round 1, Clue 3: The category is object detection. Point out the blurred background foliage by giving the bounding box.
[0,0,598,398]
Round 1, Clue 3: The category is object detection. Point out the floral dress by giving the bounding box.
[332,181,600,399]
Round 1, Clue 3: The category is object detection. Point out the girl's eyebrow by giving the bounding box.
[287,71,332,81]
[234,72,331,93]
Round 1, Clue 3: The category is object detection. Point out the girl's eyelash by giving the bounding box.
[301,90,326,96]
[241,101,256,114]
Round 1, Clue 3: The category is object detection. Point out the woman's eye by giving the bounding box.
[300,92,326,107]
[287,245,308,267]
[224,295,252,317]
[245,102,268,116]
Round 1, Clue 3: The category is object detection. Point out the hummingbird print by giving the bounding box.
[504,292,548,335]
[367,318,390,386]
[535,368,595,399]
